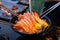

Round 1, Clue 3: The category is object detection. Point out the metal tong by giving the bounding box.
[29,0,32,19]
[41,2,60,18]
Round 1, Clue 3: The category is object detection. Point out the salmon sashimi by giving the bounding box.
[18,14,24,21]
[13,11,49,34]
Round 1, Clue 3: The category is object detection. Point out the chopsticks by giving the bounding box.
[29,0,60,19]
[41,2,60,18]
